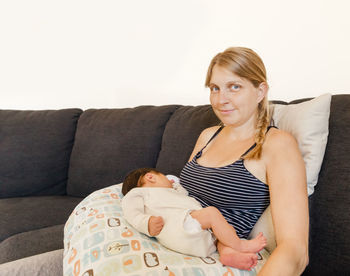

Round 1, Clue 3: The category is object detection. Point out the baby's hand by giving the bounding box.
[148,216,164,236]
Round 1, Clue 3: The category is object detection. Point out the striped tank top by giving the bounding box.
[180,126,271,239]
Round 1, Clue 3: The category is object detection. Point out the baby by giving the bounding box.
[121,168,267,270]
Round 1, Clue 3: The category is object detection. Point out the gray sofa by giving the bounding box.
[0,95,349,275]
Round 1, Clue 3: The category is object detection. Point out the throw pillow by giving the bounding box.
[249,93,331,252]
[271,93,331,196]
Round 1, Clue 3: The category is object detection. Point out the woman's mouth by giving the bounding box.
[219,109,235,114]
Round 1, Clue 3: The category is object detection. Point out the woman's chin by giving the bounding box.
[219,117,237,126]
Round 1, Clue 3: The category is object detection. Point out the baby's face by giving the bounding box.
[155,173,173,188]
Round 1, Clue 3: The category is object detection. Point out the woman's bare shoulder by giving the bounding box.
[197,125,222,145]
[263,127,300,156]
[188,125,221,161]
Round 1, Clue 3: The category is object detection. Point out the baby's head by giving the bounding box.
[122,168,173,196]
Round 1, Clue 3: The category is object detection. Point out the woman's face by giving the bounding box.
[209,65,265,128]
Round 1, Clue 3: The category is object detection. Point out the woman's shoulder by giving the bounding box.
[197,125,222,145]
[264,127,299,155]
[188,125,221,161]
[200,125,221,137]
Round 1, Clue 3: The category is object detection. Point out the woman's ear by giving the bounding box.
[257,82,268,103]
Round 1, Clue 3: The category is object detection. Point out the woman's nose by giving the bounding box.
[218,90,229,104]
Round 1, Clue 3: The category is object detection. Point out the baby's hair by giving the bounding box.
[122,167,161,196]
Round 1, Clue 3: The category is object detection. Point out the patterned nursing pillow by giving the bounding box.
[63,184,269,276]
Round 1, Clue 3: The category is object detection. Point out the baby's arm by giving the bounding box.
[121,190,152,236]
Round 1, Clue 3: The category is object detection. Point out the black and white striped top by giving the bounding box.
[180,127,270,239]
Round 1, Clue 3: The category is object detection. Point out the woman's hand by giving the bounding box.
[148,216,164,236]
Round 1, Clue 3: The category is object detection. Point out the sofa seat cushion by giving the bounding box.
[0,108,82,198]
[67,105,179,197]
[0,249,63,275]
[0,196,82,243]
[0,225,64,264]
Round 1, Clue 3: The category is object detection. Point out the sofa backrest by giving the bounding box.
[156,105,220,175]
[1,95,349,273]
[303,94,350,275]
[66,105,179,197]
[0,109,82,198]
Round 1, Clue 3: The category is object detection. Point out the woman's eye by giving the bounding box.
[210,86,219,93]
[230,84,241,91]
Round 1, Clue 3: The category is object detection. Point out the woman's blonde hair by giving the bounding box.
[205,47,269,159]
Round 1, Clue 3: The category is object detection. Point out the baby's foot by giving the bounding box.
[220,250,258,271]
[240,232,267,253]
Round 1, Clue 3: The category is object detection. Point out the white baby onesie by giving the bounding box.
[121,177,216,257]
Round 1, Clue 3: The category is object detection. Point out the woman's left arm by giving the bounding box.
[258,130,309,276]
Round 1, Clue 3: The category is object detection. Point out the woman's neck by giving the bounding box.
[223,123,256,141]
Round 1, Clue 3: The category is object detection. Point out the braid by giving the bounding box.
[244,98,269,160]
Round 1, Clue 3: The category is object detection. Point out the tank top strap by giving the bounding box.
[204,126,224,147]
[195,126,224,158]
[240,143,257,158]
[240,125,278,158]
[267,125,278,131]
[196,125,278,159]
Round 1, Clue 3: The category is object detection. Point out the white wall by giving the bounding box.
[0,0,349,110]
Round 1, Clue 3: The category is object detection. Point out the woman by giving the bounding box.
[179,47,309,274]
